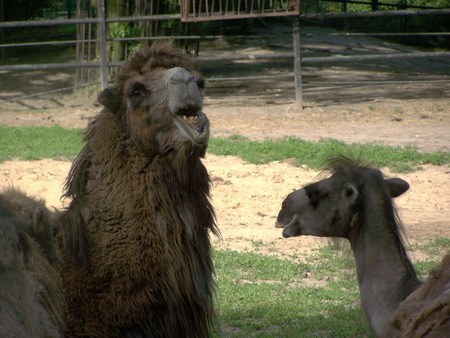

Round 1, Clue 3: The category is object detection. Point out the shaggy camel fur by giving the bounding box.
[58,43,219,337]
[0,187,64,338]
[391,253,450,338]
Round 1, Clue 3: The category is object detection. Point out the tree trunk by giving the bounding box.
[107,0,128,63]
[0,0,4,62]
[371,0,379,11]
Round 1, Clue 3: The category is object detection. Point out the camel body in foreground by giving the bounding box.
[391,254,450,337]
[0,188,64,338]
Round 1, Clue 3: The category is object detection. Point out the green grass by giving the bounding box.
[410,237,450,256]
[0,125,83,161]
[409,238,450,276]
[1,127,449,172]
[209,135,450,172]
[212,247,372,337]
[212,237,447,337]
[1,125,447,336]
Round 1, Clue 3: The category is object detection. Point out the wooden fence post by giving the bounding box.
[293,17,302,111]
[98,0,108,89]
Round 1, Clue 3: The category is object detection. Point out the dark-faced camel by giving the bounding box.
[275,156,449,338]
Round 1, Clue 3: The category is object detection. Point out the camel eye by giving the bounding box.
[128,82,147,99]
[306,190,319,208]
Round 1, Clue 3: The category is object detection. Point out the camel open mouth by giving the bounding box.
[180,109,206,135]
[173,108,209,145]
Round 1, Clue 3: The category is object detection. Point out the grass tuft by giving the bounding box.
[0,125,447,336]
[212,237,447,337]
[0,125,83,162]
[208,135,450,172]
[1,127,449,173]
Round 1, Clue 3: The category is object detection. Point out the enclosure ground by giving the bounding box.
[0,153,449,263]
[0,24,449,261]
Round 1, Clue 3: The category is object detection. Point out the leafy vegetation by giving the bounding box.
[109,22,142,56]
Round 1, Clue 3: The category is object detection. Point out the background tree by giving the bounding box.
[2,0,52,21]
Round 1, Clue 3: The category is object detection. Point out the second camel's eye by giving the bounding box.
[196,77,205,90]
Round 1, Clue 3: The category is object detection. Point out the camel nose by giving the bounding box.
[275,221,285,228]
[166,67,196,84]
[165,67,202,113]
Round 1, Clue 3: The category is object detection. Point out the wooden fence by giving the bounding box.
[0,3,449,109]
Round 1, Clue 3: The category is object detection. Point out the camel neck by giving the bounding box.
[348,199,421,337]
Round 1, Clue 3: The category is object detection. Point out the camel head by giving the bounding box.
[276,159,410,239]
[97,42,209,157]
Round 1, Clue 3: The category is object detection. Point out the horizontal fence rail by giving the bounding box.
[196,51,450,63]
[298,8,450,19]
[0,14,181,28]
[2,50,448,72]
[322,0,443,10]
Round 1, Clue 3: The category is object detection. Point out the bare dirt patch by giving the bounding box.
[0,153,448,262]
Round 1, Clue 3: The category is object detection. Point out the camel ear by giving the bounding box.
[344,183,359,205]
[97,87,122,113]
[385,178,409,198]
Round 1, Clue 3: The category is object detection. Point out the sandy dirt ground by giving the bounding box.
[0,24,449,261]
[0,101,449,263]
[0,152,449,263]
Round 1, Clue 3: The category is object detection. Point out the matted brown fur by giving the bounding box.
[58,42,219,337]
[0,187,64,337]
[391,253,450,338]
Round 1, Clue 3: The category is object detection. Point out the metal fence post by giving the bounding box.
[98,0,108,89]
[293,17,302,111]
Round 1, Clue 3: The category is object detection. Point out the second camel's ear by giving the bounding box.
[344,183,359,205]
[385,178,410,198]
[97,87,122,113]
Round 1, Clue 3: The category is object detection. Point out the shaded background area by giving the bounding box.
[0,0,449,110]
[1,21,449,110]
[197,23,450,107]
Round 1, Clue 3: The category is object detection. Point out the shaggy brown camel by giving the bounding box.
[57,43,219,337]
[275,156,449,338]
[391,253,450,337]
[0,187,64,337]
